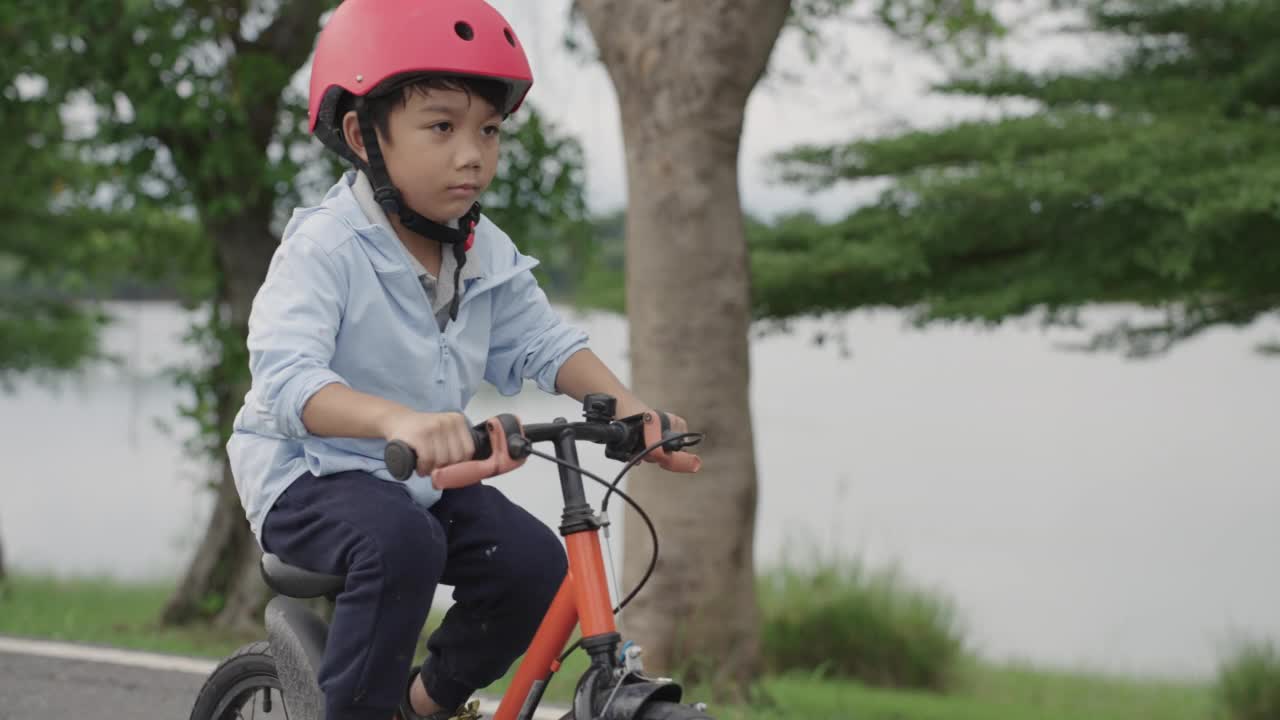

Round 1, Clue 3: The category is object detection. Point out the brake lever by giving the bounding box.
[664,432,702,452]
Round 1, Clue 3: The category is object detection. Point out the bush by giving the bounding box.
[757,556,964,691]
[1217,638,1280,720]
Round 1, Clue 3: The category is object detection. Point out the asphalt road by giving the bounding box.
[0,646,209,720]
[0,635,568,720]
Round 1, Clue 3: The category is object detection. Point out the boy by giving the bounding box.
[225,1,698,719]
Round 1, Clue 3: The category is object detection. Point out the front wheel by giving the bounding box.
[189,640,289,720]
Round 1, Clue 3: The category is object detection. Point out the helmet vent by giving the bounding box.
[503,28,515,46]
[454,21,475,41]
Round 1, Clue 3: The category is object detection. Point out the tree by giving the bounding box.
[767,0,1280,357]
[483,110,596,298]
[0,3,199,385]
[11,0,594,631]
[573,0,1001,693]
[574,0,790,692]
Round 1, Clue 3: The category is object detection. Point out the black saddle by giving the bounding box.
[260,553,345,599]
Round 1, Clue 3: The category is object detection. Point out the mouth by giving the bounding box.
[447,183,479,194]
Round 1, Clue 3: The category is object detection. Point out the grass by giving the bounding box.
[1216,638,1280,720]
[959,660,1213,720]
[718,666,1213,720]
[0,574,253,659]
[758,558,964,690]
[0,573,1217,719]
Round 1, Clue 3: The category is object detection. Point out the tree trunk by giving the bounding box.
[149,0,332,631]
[577,0,791,695]
[162,217,278,630]
[161,457,261,627]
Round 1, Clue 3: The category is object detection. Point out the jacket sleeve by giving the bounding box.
[484,249,590,396]
[243,234,350,438]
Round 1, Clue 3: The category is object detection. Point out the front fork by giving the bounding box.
[565,530,684,720]
[572,638,684,720]
[504,576,683,720]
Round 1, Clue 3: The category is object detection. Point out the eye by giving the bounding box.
[428,121,453,133]
[482,124,501,137]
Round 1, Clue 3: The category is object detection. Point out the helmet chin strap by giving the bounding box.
[356,103,479,321]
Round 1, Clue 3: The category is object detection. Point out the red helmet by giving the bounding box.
[308,0,534,160]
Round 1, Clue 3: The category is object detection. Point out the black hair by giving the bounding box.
[340,74,510,147]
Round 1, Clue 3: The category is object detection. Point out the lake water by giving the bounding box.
[3,301,1277,680]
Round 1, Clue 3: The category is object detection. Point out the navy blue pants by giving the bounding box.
[261,471,568,720]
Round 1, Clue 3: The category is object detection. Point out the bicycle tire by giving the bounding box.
[558,700,715,720]
[189,640,289,720]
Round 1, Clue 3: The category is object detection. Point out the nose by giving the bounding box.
[454,134,483,172]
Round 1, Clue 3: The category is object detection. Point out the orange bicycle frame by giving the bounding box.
[493,530,616,720]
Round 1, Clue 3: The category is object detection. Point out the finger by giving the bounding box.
[458,418,477,458]
[435,435,457,473]
[643,442,670,464]
[445,422,470,467]
[659,450,702,473]
[422,435,442,474]
[416,441,437,477]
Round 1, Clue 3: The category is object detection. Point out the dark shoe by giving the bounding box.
[401,698,481,720]
[435,699,481,720]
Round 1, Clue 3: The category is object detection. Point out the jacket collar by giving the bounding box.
[332,171,484,281]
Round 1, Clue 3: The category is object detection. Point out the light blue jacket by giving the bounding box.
[226,171,589,542]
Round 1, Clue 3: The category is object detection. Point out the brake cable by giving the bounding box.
[527,431,702,664]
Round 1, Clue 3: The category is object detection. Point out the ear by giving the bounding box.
[341,110,371,164]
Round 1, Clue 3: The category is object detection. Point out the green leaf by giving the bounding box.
[764,0,1280,357]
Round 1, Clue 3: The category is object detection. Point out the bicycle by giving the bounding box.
[188,393,714,720]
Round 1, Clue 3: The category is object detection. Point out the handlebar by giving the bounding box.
[384,409,702,485]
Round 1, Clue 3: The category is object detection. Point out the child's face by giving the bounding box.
[367,86,502,224]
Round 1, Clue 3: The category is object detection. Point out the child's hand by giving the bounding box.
[658,411,689,437]
[380,410,476,477]
[619,404,701,473]
[645,410,701,473]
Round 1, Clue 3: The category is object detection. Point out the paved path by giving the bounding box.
[0,635,566,720]
[0,638,208,719]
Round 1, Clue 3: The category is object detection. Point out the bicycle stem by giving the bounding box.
[552,424,598,535]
